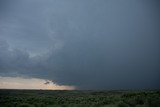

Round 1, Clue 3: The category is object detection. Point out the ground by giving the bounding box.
[0,89,160,107]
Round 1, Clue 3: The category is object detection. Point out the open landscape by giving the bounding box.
[0,0,160,107]
[0,89,160,107]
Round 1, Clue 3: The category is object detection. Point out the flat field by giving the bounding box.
[0,89,160,107]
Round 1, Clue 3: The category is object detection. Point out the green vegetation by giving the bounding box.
[0,90,160,107]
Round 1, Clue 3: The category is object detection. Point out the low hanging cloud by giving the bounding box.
[0,0,160,89]
[0,76,75,90]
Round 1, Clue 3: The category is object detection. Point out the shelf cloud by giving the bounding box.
[0,0,160,89]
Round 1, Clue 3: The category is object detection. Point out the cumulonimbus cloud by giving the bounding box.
[0,0,160,89]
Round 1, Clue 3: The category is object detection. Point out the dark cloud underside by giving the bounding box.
[0,0,160,89]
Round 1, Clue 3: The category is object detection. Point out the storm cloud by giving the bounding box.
[0,0,160,89]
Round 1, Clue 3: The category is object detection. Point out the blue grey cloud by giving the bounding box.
[0,0,160,89]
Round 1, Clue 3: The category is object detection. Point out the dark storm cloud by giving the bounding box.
[0,0,160,89]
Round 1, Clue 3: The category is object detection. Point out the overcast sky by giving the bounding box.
[0,0,160,90]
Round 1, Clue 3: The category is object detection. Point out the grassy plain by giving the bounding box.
[0,89,160,107]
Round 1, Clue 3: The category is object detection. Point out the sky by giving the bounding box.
[0,0,160,90]
[0,77,75,90]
